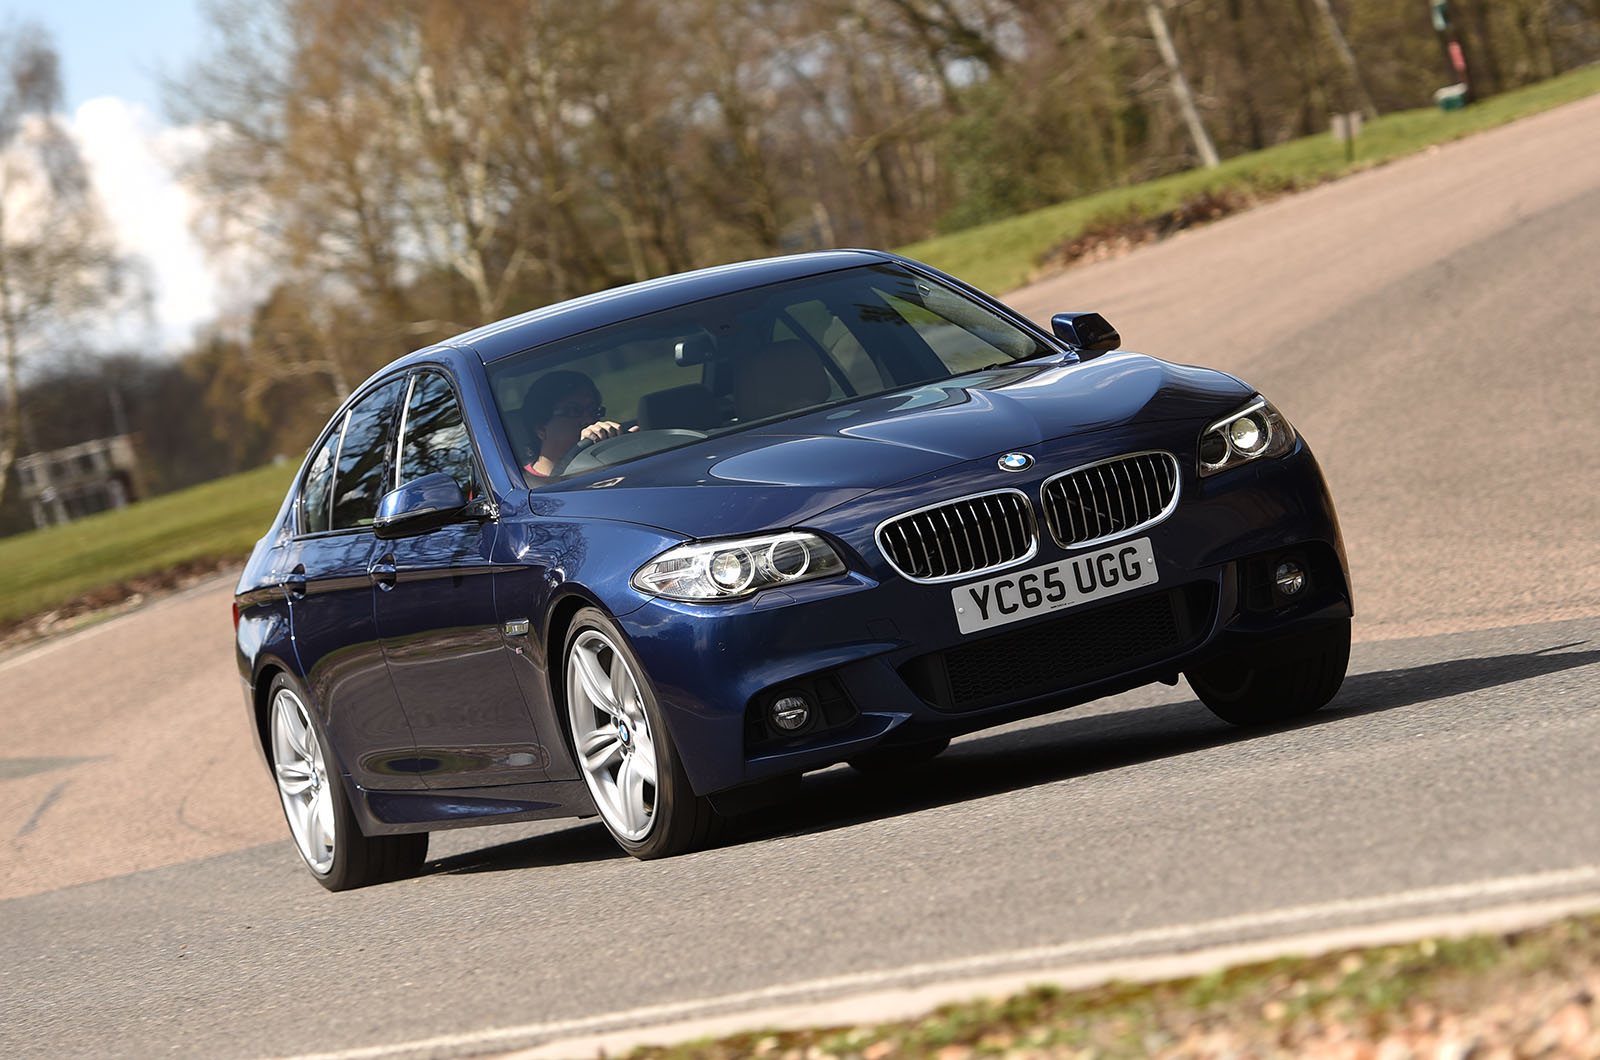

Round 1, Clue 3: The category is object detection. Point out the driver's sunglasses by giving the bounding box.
[553,402,603,420]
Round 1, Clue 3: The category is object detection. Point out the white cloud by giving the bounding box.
[68,96,223,353]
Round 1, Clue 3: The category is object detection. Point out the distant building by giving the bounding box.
[14,436,143,529]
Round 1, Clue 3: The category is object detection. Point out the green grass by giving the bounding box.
[901,63,1600,294]
[0,461,294,628]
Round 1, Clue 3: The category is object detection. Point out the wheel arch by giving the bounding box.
[540,590,724,856]
[249,654,309,762]
[542,590,607,766]
[539,588,690,770]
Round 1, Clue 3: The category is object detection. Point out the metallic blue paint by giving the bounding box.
[234,251,1351,841]
[373,472,469,535]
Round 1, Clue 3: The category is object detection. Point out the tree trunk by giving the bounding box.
[1146,2,1220,168]
[1306,0,1379,120]
[0,206,21,510]
[1512,0,1556,80]
[1225,0,1267,150]
[1285,0,1337,134]
[1460,0,1505,94]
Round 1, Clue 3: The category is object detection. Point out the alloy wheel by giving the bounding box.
[566,628,660,841]
[270,686,335,874]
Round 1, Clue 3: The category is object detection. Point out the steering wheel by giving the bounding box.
[549,436,600,477]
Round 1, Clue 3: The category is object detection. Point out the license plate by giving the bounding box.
[951,537,1159,634]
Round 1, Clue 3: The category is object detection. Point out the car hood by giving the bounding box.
[532,353,1251,538]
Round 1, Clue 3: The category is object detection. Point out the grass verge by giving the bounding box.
[0,461,293,630]
[623,914,1600,1060]
[901,63,1600,295]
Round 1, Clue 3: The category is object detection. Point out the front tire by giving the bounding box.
[1185,618,1351,726]
[563,608,724,859]
[267,674,428,890]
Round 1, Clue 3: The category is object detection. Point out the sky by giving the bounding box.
[6,0,219,353]
[7,0,205,113]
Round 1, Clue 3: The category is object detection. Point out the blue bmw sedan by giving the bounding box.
[234,250,1352,889]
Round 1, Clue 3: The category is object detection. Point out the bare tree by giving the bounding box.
[0,22,128,506]
[173,0,446,412]
[1145,2,1220,168]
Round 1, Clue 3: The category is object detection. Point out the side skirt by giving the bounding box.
[345,776,597,836]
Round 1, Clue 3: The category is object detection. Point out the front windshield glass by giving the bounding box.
[487,263,1052,483]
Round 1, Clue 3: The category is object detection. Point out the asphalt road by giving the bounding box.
[3,95,1599,1059]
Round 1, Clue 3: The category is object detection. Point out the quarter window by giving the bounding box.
[329,379,405,531]
[398,371,477,496]
[298,423,343,534]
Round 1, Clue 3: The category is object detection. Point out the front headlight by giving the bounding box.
[1198,395,1297,477]
[631,531,847,602]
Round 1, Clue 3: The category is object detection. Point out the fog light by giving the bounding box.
[1274,560,1306,596]
[770,695,810,732]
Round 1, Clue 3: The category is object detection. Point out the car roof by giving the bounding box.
[442,249,894,364]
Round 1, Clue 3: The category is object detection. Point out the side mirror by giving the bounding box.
[1050,312,1120,359]
[373,473,471,539]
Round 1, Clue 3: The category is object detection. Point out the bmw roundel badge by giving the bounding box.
[998,452,1033,472]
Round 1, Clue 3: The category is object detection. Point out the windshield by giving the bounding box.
[487,263,1053,483]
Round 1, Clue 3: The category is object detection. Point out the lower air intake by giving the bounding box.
[899,585,1213,711]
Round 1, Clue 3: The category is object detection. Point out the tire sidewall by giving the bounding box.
[1187,618,1350,725]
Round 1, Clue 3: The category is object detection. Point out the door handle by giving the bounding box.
[370,554,398,591]
[284,564,307,599]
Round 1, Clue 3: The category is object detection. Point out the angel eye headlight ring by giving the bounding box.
[1198,396,1297,477]
[766,535,811,579]
[632,531,847,602]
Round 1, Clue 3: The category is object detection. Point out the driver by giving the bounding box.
[521,370,628,478]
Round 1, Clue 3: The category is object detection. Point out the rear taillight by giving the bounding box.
[232,601,241,631]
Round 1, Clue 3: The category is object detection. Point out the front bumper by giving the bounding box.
[618,440,1351,796]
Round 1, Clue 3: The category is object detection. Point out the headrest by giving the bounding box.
[637,383,718,431]
[735,341,832,421]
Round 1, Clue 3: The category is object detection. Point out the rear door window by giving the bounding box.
[329,379,405,531]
